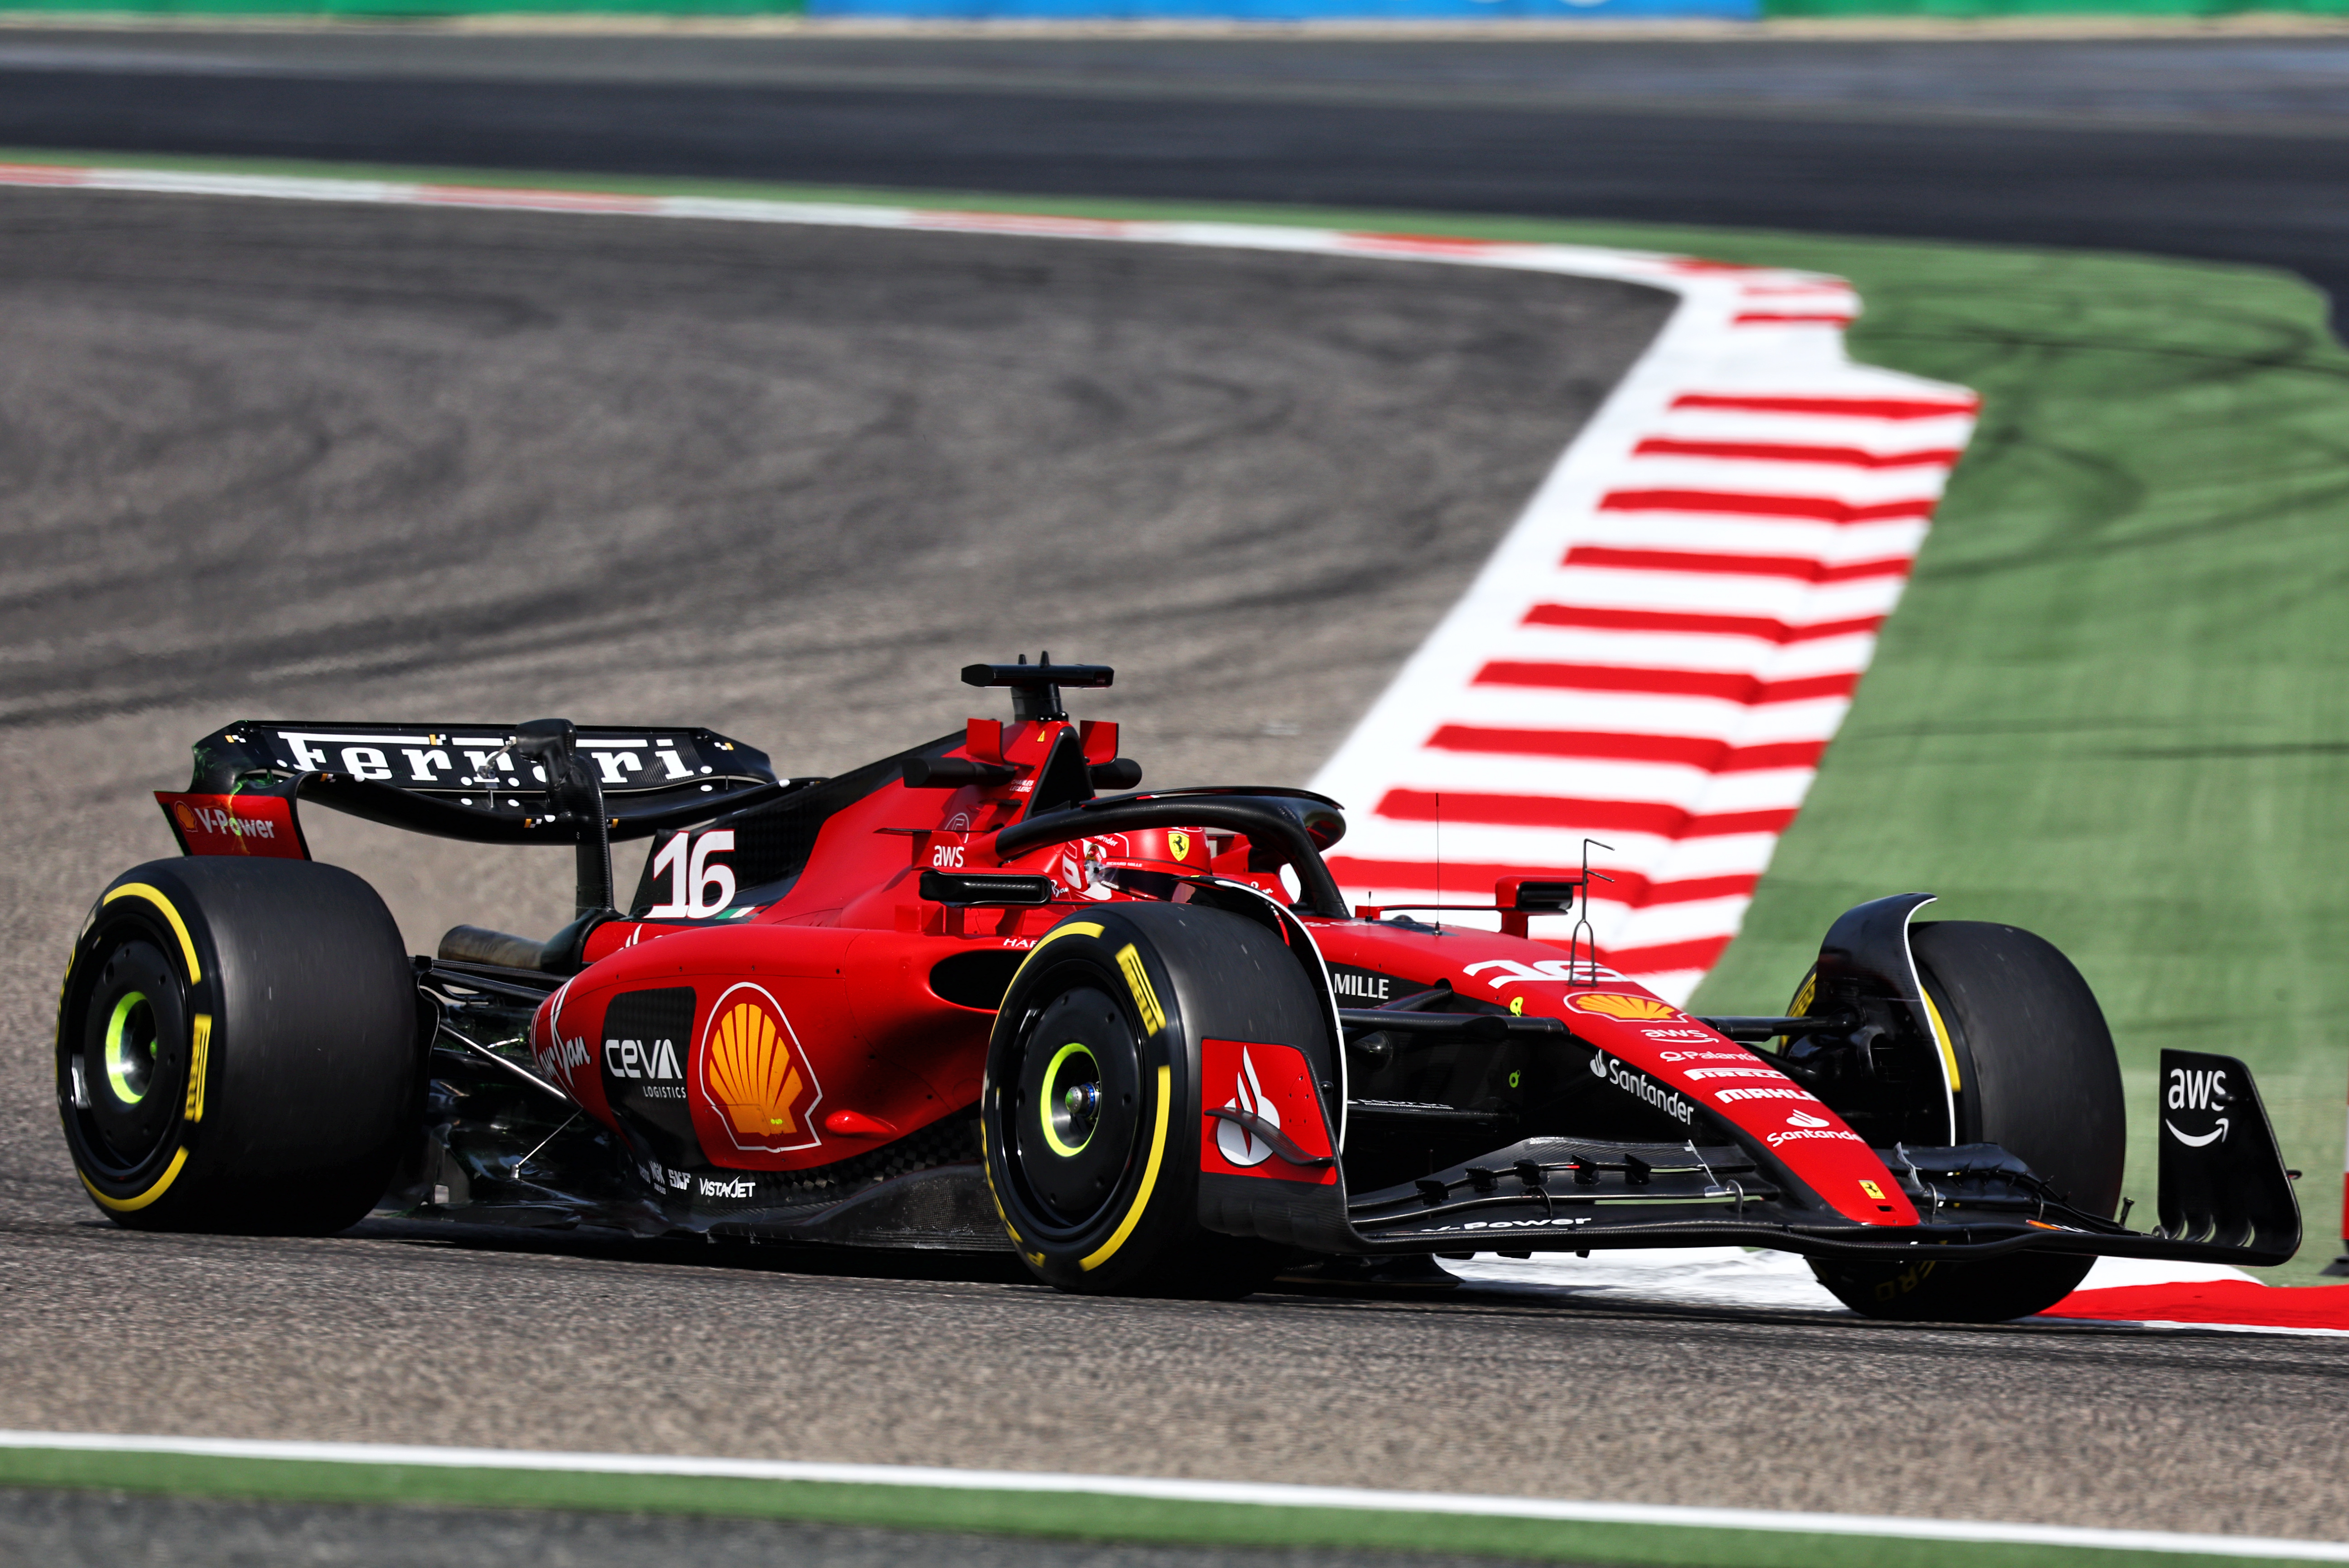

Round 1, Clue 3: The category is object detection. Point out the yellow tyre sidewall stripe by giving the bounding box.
[80,883,209,1212]
[101,883,203,984]
[993,919,1178,1276]
[1005,919,1103,993]
[1080,1064,1171,1274]
[1921,985,1963,1094]
[81,1146,189,1212]
[988,920,1109,1252]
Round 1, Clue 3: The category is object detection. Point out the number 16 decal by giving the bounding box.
[646,830,737,918]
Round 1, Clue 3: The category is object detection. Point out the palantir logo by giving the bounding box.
[1216,1047,1280,1168]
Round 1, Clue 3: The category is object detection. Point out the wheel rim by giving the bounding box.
[104,992,159,1106]
[1010,985,1143,1231]
[75,938,189,1173]
[1038,1042,1102,1157]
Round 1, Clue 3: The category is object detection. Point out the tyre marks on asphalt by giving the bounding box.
[0,161,1972,1003]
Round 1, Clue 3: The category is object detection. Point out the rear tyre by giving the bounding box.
[57,858,420,1234]
[982,903,1320,1298]
[1809,920,2126,1322]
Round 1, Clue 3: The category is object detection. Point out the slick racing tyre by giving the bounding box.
[982,903,1319,1298]
[57,858,420,1234]
[1809,921,2127,1323]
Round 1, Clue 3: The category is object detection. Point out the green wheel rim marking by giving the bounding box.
[103,991,155,1106]
[1038,1041,1099,1158]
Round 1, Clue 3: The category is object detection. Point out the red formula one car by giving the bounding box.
[58,660,2299,1321]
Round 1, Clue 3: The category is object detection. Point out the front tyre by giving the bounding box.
[1810,920,2126,1322]
[58,858,420,1234]
[981,903,1320,1298]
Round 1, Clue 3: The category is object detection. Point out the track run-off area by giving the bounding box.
[3,39,2349,1562]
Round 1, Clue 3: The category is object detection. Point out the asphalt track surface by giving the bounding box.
[7,38,2349,1559]
[0,30,2346,332]
[0,185,1687,1557]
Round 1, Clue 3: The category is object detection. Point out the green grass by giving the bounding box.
[0,1444,2333,1567]
[1668,235,2349,1288]
[12,149,2346,1279]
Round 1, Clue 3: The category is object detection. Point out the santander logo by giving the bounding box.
[1216,1047,1279,1168]
[1785,1109,1832,1129]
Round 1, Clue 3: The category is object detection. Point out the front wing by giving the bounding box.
[1215,1049,2301,1268]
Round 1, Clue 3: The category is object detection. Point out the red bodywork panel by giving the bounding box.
[155,792,308,860]
[529,714,1913,1224]
[1310,921,1918,1226]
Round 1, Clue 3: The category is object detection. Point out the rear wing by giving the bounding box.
[159,719,791,855]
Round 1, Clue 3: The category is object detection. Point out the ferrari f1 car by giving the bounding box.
[58,659,2300,1322]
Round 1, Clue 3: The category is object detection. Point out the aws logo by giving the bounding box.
[698,984,824,1154]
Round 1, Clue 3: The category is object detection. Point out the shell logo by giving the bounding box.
[698,983,823,1153]
[173,802,198,832]
[1568,993,1680,1023]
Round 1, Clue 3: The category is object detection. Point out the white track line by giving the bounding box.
[0,159,1974,1000]
[0,1430,2343,1558]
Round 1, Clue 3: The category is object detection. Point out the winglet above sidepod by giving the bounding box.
[2158,1048,2301,1263]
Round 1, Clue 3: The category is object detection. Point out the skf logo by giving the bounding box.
[1567,993,1679,1022]
[699,984,824,1153]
